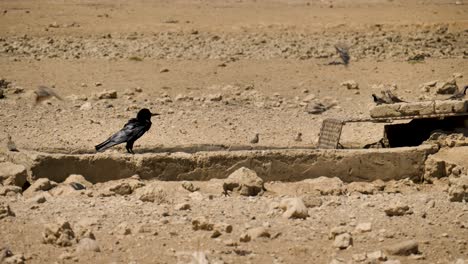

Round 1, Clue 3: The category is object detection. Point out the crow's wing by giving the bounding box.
[108,119,148,144]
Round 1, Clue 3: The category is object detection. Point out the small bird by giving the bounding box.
[383,90,406,103]
[6,134,18,152]
[294,132,302,142]
[372,94,388,105]
[447,85,468,100]
[335,44,350,66]
[250,133,259,144]
[95,108,159,154]
[34,85,63,105]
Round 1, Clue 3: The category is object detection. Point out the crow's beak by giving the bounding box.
[151,113,160,116]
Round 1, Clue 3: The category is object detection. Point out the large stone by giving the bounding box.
[42,220,76,247]
[423,157,446,182]
[136,183,168,203]
[347,182,378,194]
[435,100,468,114]
[279,197,309,219]
[23,178,57,197]
[436,78,458,94]
[384,240,419,256]
[0,185,22,196]
[0,162,27,187]
[448,175,468,202]
[96,90,117,99]
[333,233,353,249]
[384,204,413,216]
[223,167,264,196]
[301,177,344,195]
[246,227,271,240]
[370,104,401,118]
[398,101,435,116]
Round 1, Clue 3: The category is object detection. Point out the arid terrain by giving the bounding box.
[0,0,468,263]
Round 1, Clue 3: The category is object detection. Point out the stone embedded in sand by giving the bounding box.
[223,167,264,196]
[0,203,15,219]
[384,240,419,256]
[174,203,191,211]
[0,162,27,187]
[329,226,348,240]
[246,227,271,240]
[423,157,446,182]
[42,220,76,247]
[136,184,168,203]
[384,204,413,216]
[279,197,309,219]
[109,182,132,195]
[367,250,387,261]
[301,195,322,208]
[23,178,58,198]
[302,177,344,195]
[355,222,372,233]
[436,78,458,94]
[239,233,251,243]
[0,185,22,196]
[76,238,100,253]
[181,181,199,192]
[347,182,378,194]
[28,193,48,204]
[192,217,214,231]
[214,223,233,234]
[116,222,132,236]
[333,233,353,249]
[448,175,468,202]
[96,90,117,99]
[340,80,359,90]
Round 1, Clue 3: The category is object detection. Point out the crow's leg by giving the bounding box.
[126,141,135,154]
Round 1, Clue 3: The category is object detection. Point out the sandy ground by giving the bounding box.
[0,0,468,263]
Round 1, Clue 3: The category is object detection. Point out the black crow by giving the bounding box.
[372,94,388,105]
[383,90,406,103]
[335,45,350,66]
[447,85,468,100]
[95,108,159,154]
[34,86,62,105]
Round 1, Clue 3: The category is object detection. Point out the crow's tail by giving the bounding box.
[95,138,117,152]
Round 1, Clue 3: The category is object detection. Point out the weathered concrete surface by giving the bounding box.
[12,145,437,184]
[370,99,468,118]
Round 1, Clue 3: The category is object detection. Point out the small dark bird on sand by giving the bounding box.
[34,85,62,105]
[335,45,350,66]
[372,94,388,105]
[95,108,159,154]
[447,85,468,100]
[383,90,406,103]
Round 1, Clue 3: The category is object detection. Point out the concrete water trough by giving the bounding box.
[4,144,438,184]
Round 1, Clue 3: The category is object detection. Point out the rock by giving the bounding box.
[207,94,223,102]
[97,90,117,99]
[0,162,27,187]
[279,197,309,219]
[384,240,419,256]
[0,185,22,196]
[174,203,191,211]
[355,222,372,233]
[0,203,15,219]
[42,220,76,247]
[436,78,458,94]
[28,193,48,203]
[136,183,168,203]
[116,222,132,235]
[214,223,233,234]
[192,217,214,231]
[246,227,271,240]
[329,226,348,240]
[367,250,387,261]
[188,191,204,201]
[2,253,25,264]
[448,175,468,202]
[223,239,237,247]
[239,233,251,243]
[211,230,222,238]
[76,238,100,252]
[341,80,359,90]
[79,102,92,110]
[352,253,367,262]
[302,177,344,195]
[136,223,158,235]
[423,157,446,182]
[223,167,264,196]
[347,182,377,194]
[305,101,328,114]
[181,181,199,192]
[333,233,352,249]
[384,203,413,216]
[301,195,322,208]
[23,178,57,197]
[109,182,132,195]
